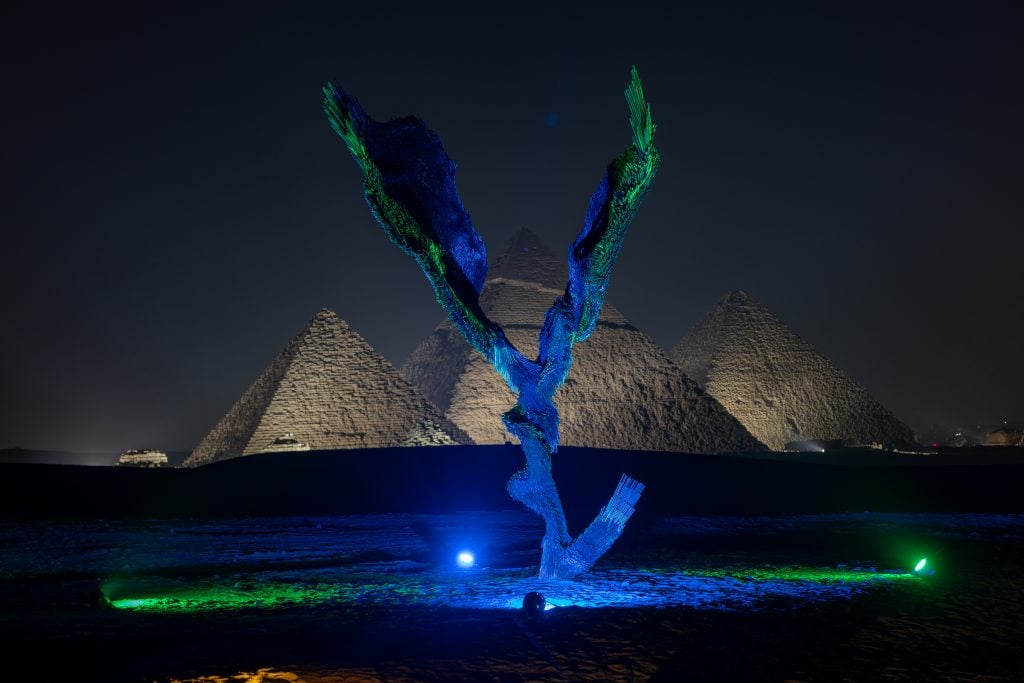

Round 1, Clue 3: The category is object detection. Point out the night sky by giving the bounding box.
[2,2,1021,453]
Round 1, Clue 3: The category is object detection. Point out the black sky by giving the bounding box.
[2,1,1022,452]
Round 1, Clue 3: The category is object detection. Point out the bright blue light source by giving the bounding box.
[457,551,475,568]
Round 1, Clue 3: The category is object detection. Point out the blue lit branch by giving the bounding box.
[325,68,659,579]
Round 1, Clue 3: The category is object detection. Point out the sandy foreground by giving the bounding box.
[2,512,1022,681]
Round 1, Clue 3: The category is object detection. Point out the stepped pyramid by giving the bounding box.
[184,309,469,467]
[670,290,918,451]
[402,229,765,453]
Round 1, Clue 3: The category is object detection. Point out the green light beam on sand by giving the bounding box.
[107,584,343,612]
[675,566,920,583]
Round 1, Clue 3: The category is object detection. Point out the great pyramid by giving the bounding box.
[671,290,918,451]
[402,229,765,454]
[184,309,469,467]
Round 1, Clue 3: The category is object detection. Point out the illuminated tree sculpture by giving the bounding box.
[324,68,659,579]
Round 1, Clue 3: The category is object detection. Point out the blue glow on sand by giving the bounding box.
[457,551,475,568]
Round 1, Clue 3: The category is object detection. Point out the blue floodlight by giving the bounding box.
[457,551,475,568]
[522,591,546,615]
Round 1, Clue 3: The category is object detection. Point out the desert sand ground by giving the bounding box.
[2,511,1021,681]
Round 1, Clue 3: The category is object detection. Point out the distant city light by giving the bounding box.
[457,551,475,568]
[914,558,927,572]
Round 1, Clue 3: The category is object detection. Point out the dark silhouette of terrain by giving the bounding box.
[2,445,1022,519]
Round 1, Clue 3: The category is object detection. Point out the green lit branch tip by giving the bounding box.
[625,66,655,153]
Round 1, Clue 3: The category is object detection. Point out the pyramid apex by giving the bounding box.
[309,308,343,326]
[501,228,556,256]
[488,229,566,289]
[305,308,355,334]
[722,289,757,306]
[511,226,539,239]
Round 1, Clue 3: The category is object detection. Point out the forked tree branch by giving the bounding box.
[325,68,658,578]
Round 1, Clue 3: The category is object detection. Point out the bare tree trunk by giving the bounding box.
[506,433,571,578]
[504,395,644,580]
[324,68,657,579]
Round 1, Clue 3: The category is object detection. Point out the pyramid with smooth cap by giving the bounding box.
[184,309,470,467]
[670,290,918,451]
[402,229,765,453]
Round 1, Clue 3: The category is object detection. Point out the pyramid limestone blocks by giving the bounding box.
[403,230,765,454]
[671,290,918,451]
[185,309,469,467]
